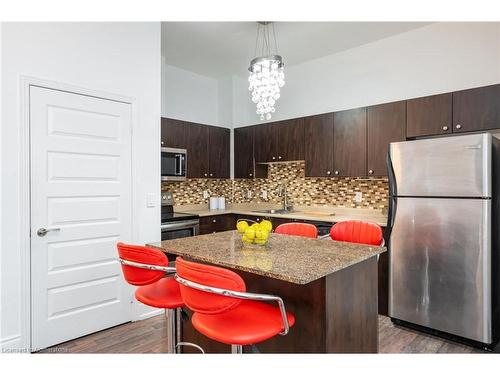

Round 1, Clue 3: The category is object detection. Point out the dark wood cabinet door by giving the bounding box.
[304,113,334,177]
[199,215,235,235]
[208,126,230,178]
[407,93,452,137]
[367,101,406,177]
[277,118,305,161]
[187,122,209,178]
[254,122,278,163]
[453,84,500,133]
[234,126,255,178]
[333,108,367,177]
[161,118,187,149]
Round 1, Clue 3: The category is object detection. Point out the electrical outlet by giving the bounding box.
[354,192,362,203]
[247,190,252,199]
[261,190,268,199]
[203,190,209,199]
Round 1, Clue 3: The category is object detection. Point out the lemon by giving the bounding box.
[244,227,256,240]
[242,235,254,244]
[255,227,270,241]
[250,223,260,229]
[254,238,267,246]
[236,220,249,234]
[260,220,273,232]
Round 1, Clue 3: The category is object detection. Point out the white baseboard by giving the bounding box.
[134,307,163,321]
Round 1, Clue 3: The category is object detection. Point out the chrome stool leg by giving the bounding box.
[231,344,243,354]
[165,308,177,354]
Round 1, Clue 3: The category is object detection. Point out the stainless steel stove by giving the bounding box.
[161,191,199,241]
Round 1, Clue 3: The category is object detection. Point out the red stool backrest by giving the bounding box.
[329,221,383,246]
[175,257,246,315]
[275,222,318,238]
[117,242,168,286]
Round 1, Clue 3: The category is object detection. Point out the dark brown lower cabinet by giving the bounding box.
[198,215,235,235]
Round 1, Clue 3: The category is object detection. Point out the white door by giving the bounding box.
[30,86,133,350]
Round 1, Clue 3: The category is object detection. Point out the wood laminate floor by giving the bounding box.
[39,315,497,354]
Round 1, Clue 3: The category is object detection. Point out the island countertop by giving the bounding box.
[148,230,386,285]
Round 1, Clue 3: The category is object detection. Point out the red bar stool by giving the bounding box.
[275,222,318,238]
[174,257,295,354]
[329,220,384,246]
[117,242,185,354]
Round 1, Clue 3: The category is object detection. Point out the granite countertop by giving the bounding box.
[175,204,388,227]
[148,230,386,284]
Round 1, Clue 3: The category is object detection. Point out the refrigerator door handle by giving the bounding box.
[386,149,398,235]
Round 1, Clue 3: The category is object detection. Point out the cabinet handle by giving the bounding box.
[161,141,164,145]
[326,171,331,175]
[204,173,208,177]
[212,219,217,223]
[272,156,276,160]
[210,173,213,177]
[249,173,253,177]
[368,170,374,175]
[456,124,462,130]
[442,125,449,131]
[334,171,339,175]
[278,156,282,160]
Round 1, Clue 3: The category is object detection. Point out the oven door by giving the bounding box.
[161,220,199,240]
[161,147,187,181]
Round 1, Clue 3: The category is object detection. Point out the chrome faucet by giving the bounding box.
[278,183,292,211]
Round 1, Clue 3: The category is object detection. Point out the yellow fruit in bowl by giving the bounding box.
[250,223,260,229]
[236,220,249,234]
[260,220,273,232]
[242,235,254,245]
[254,238,267,246]
[244,227,256,240]
[255,227,270,241]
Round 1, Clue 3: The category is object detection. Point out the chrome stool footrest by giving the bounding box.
[176,342,205,354]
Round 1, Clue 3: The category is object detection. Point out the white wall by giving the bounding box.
[162,63,220,126]
[233,22,500,127]
[0,22,161,351]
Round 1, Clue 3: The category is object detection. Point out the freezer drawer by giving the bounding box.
[389,197,492,343]
[390,133,491,197]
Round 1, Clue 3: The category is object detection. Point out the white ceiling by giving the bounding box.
[162,22,432,78]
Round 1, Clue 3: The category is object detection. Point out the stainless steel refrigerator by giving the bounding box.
[387,133,500,346]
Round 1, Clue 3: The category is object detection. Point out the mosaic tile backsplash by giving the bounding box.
[162,162,389,209]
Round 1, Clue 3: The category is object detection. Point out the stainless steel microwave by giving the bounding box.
[161,147,187,181]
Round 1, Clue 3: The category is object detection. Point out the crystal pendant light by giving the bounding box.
[248,22,285,121]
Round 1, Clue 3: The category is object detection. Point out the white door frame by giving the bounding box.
[19,76,138,351]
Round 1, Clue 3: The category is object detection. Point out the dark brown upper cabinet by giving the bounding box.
[367,101,406,177]
[187,122,209,178]
[277,118,305,161]
[234,126,267,179]
[304,113,334,177]
[161,118,188,149]
[254,122,278,163]
[452,84,500,133]
[333,108,367,177]
[254,119,304,163]
[208,126,230,179]
[406,93,452,138]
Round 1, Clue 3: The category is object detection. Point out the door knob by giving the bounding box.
[37,227,60,237]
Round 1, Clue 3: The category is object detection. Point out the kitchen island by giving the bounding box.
[148,230,385,353]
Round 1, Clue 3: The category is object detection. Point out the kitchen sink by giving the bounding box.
[252,209,296,215]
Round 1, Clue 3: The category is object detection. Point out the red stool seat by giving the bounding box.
[135,277,184,309]
[191,300,295,346]
[275,222,318,238]
[330,220,383,246]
